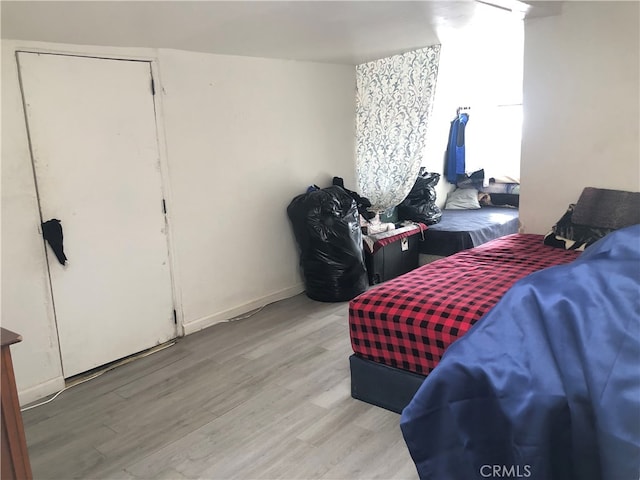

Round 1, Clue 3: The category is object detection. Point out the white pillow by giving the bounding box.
[445,188,481,210]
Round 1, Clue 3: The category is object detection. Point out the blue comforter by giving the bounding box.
[401,225,640,480]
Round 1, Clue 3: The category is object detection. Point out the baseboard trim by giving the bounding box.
[18,376,65,406]
[182,284,304,336]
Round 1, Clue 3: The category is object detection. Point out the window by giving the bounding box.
[423,17,524,183]
[466,104,522,180]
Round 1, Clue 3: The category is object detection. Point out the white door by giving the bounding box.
[18,52,176,378]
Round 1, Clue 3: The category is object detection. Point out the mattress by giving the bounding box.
[420,206,519,256]
[349,234,580,376]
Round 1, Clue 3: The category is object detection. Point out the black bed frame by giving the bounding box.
[349,354,426,414]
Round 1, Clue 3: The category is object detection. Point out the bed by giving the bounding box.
[349,233,580,414]
[419,206,519,257]
[400,225,640,480]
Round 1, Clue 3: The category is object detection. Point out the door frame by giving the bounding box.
[16,48,186,350]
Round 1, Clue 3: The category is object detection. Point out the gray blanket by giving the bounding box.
[572,187,640,230]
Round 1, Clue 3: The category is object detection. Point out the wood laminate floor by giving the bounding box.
[22,294,419,480]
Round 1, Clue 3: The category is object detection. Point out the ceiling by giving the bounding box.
[1,1,561,65]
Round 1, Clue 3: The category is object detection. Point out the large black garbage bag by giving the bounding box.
[287,186,368,302]
[332,176,376,221]
[398,171,442,225]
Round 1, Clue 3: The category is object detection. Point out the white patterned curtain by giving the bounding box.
[356,45,441,212]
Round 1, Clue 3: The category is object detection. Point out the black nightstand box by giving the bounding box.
[363,224,426,285]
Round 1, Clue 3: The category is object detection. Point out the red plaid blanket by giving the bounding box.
[349,234,580,375]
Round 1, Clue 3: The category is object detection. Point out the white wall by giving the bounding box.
[1,40,356,402]
[1,43,66,402]
[158,48,356,333]
[520,1,640,234]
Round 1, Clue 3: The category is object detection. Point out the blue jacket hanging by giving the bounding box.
[444,112,469,184]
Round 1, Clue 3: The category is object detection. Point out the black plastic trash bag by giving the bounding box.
[332,176,376,221]
[398,171,442,225]
[287,185,368,302]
